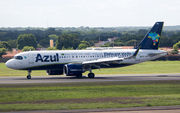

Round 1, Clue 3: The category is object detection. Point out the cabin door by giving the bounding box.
[28,53,34,64]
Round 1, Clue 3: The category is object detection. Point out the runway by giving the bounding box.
[0,73,180,84]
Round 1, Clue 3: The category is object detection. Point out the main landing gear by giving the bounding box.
[88,73,95,78]
[88,69,95,78]
[27,70,31,79]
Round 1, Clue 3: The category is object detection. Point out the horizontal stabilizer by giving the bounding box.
[148,52,167,57]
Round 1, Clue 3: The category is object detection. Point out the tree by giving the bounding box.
[46,28,56,35]
[177,41,180,48]
[114,42,125,46]
[137,29,149,35]
[78,41,91,49]
[56,33,80,50]
[125,40,137,46]
[22,46,35,51]
[49,34,58,41]
[78,44,88,49]
[172,41,180,54]
[37,44,42,48]
[47,47,58,50]
[80,41,91,47]
[39,36,49,48]
[0,48,6,57]
[7,39,17,48]
[0,41,12,51]
[160,36,170,47]
[100,42,113,47]
[17,34,37,50]
[61,46,73,50]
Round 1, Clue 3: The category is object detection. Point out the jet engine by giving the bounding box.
[46,70,63,75]
[63,64,83,76]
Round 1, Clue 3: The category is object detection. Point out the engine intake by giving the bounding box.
[64,64,83,76]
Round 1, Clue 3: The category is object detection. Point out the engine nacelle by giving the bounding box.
[64,64,83,76]
[46,70,63,75]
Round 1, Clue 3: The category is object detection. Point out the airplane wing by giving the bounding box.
[82,46,141,69]
[82,57,123,68]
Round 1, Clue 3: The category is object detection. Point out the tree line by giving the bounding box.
[1,27,180,57]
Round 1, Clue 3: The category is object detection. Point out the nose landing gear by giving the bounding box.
[27,70,31,79]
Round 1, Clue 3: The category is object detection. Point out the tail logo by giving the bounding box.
[148,32,160,45]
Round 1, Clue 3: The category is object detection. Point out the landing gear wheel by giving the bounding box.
[27,75,31,79]
[88,73,95,78]
[27,70,32,79]
[76,74,82,78]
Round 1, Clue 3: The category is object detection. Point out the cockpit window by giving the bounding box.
[13,56,23,60]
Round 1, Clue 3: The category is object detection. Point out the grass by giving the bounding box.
[0,61,180,111]
[0,81,180,111]
[0,61,180,76]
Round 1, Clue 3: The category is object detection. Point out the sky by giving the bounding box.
[0,0,180,27]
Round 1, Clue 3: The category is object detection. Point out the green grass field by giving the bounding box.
[0,81,180,111]
[0,61,180,76]
[1,61,180,111]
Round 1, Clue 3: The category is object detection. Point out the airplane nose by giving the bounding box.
[5,60,13,69]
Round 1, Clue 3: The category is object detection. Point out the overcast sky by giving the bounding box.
[0,0,180,27]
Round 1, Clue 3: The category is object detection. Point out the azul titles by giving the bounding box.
[35,53,59,62]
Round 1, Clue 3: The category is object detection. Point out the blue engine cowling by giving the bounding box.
[64,64,83,76]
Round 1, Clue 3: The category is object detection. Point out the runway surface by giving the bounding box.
[0,73,180,84]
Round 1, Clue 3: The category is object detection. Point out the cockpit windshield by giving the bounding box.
[13,56,23,60]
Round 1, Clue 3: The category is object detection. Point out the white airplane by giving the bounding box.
[5,22,167,79]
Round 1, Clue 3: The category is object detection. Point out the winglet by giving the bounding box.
[126,45,141,59]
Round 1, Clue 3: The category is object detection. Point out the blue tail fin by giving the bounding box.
[136,22,164,50]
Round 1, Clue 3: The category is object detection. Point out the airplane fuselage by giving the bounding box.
[5,49,167,71]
